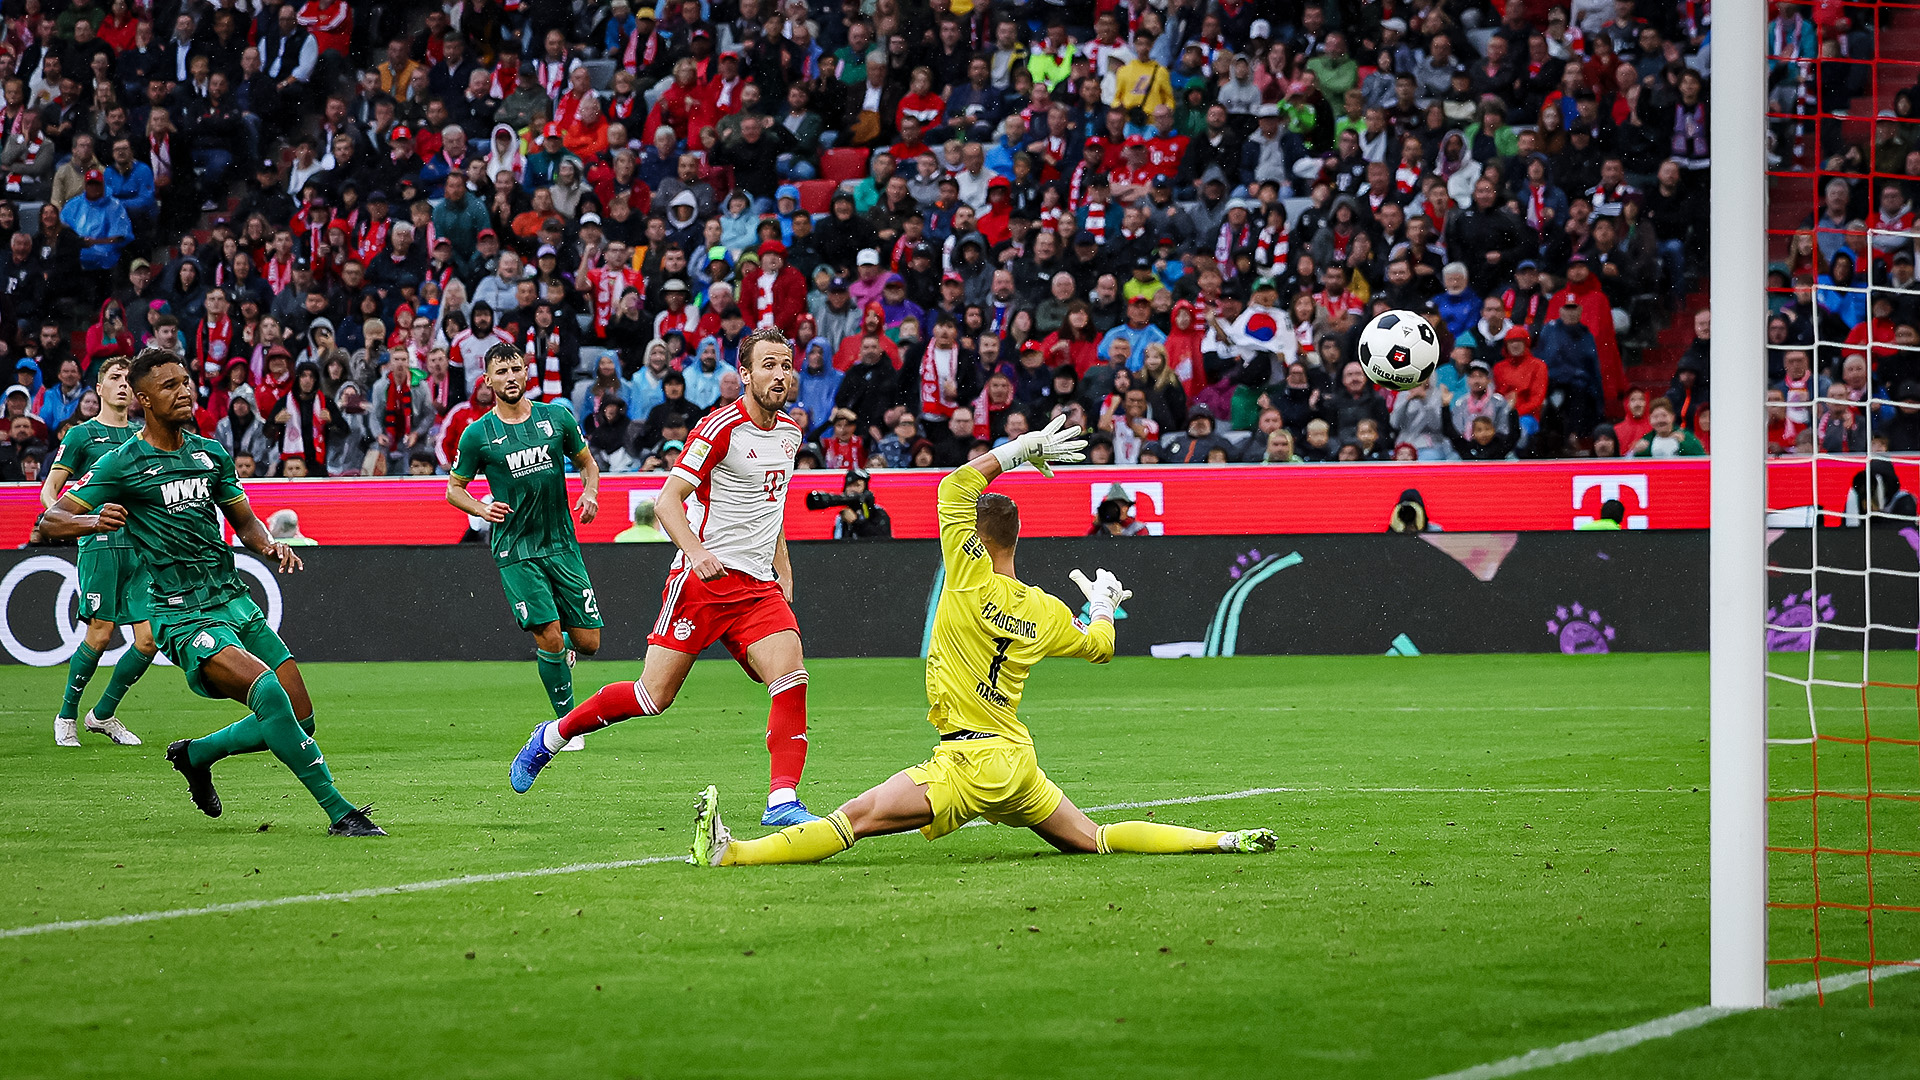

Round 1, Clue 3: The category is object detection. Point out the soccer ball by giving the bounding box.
[1357,309,1441,390]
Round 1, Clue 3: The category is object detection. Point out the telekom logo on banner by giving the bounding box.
[1572,474,1650,529]
[1090,483,1165,535]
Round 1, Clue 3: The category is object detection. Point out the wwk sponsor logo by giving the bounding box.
[506,445,553,476]
[161,476,212,510]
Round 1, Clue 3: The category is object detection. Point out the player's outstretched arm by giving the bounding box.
[40,493,124,540]
[220,496,302,573]
[969,412,1087,482]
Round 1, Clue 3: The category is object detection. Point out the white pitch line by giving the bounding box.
[0,855,687,940]
[1420,960,1920,1080]
[0,784,1700,941]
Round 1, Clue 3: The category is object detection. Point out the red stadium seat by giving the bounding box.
[818,147,870,184]
[796,179,836,214]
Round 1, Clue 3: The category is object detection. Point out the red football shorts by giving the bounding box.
[648,567,799,679]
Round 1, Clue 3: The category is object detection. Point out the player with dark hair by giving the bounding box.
[509,326,823,828]
[38,354,152,746]
[40,349,382,835]
[690,415,1278,865]
[447,343,604,748]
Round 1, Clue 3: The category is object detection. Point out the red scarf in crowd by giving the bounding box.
[1215,221,1253,275]
[384,367,414,446]
[4,131,42,192]
[490,64,519,98]
[537,58,569,101]
[1082,199,1107,245]
[526,323,563,398]
[1256,224,1288,272]
[197,314,233,387]
[356,217,391,264]
[265,253,294,294]
[919,343,960,419]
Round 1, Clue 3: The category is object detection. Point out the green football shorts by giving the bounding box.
[151,595,293,699]
[498,549,604,631]
[76,544,152,625]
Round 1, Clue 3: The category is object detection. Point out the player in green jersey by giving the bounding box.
[446,344,604,742]
[41,350,383,836]
[38,355,151,747]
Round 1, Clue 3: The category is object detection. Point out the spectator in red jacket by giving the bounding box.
[1493,325,1549,446]
[739,241,807,335]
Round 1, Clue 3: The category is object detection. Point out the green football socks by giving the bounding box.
[536,647,574,717]
[59,642,101,720]
[249,672,352,823]
[186,673,351,822]
[186,711,315,767]
[91,645,154,719]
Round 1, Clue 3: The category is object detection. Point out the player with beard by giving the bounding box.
[40,349,382,835]
[509,327,820,827]
[448,344,604,751]
[40,355,153,746]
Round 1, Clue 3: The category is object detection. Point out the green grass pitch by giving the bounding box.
[1,653,1915,1079]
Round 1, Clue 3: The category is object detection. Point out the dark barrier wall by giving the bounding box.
[1762,528,1920,653]
[0,532,1714,664]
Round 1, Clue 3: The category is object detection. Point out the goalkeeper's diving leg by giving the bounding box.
[690,775,1277,866]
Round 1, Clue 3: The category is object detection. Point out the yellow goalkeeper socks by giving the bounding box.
[723,811,856,866]
[1096,821,1229,854]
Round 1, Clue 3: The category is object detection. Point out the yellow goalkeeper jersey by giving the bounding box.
[924,465,1114,745]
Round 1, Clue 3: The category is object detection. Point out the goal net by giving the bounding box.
[1763,220,1920,1004]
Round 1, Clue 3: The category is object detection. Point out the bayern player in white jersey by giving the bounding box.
[508,327,822,826]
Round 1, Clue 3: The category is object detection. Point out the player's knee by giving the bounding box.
[646,680,678,711]
[531,623,564,651]
[83,620,115,649]
[569,628,601,656]
[1054,829,1100,855]
[838,793,882,837]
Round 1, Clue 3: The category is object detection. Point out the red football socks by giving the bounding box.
[555,681,660,740]
[765,670,810,792]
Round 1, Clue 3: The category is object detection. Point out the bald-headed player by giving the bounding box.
[690,415,1277,865]
[40,349,382,836]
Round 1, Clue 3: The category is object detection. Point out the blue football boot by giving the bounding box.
[761,799,821,827]
[510,722,558,793]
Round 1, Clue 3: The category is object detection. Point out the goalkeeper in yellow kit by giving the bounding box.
[691,415,1277,866]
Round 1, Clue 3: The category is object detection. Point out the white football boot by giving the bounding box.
[84,710,143,746]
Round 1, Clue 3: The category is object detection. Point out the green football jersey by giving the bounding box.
[52,417,141,549]
[67,433,251,607]
[450,399,587,565]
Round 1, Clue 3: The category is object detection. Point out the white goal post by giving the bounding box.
[1709,3,1769,1010]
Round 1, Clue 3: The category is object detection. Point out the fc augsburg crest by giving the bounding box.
[537,420,553,437]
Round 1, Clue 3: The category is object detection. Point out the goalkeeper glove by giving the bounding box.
[988,413,1088,478]
[1069,568,1132,623]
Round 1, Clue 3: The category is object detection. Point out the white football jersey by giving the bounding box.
[669,399,802,580]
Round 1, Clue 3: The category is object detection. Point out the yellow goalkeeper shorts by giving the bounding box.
[905,737,1065,840]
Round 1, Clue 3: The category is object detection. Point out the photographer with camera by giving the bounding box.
[807,467,893,540]
[1090,483,1149,537]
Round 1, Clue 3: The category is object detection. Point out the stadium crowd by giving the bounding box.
[0,0,1731,485]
